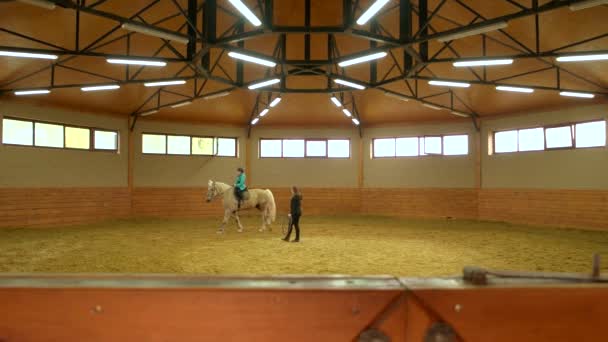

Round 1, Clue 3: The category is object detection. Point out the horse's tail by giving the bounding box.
[265,189,276,223]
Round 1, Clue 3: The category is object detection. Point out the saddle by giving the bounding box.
[241,190,250,201]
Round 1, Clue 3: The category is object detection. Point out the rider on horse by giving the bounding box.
[234,167,247,209]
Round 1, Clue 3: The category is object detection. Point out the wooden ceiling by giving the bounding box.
[0,0,607,127]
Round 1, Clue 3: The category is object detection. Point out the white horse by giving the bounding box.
[206,180,276,233]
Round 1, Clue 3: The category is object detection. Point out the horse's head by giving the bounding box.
[206,180,216,202]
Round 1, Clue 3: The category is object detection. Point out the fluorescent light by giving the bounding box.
[144,80,186,87]
[14,89,50,96]
[338,52,387,67]
[429,80,471,88]
[81,84,120,92]
[342,109,352,117]
[330,96,342,107]
[453,58,513,67]
[556,54,608,62]
[259,109,269,117]
[496,85,534,93]
[352,118,360,125]
[384,92,409,101]
[423,103,442,110]
[437,21,508,42]
[140,109,158,116]
[121,23,189,45]
[228,0,262,26]
[269,97,282,107]
[248,78,280,90]
[356,0,390,25]
[228,52,276,67]
[334,79,366,90]
[569,0,608,11]
[451,111,470,117]
[203,91,231,100]
[560,91,595,99]
[0,50,57,60]
[107,58,166,67]
[171,101,191,108]
[251,117,260,125]
[16,0,56,10]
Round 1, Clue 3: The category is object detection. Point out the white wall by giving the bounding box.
[0,103,128,187]
[481,104,608,189]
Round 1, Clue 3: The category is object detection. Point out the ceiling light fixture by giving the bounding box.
[16,0,56,10]
[251,117,260,125]
[423,103,443,110]
[259,109,270,117]
[228,0,262,26]
[171,101,191,108]
[556,53,608,62]
[121,23,189,45]
[453,58,514,67]
[14,89,50,96]
[496,85,534,93]
[228,51,276,67]
[0,50,58,60]
[436,21,508,42]
[140,109,159,116]
[81,84,120,92]
[269,97,282,107]
[352,118,360,125]
[334,79,366,90]
[356,0,390,25]
[342,109,352,117]
[203,91,231,100]
[429,80,471,88]
[248,78,280,90]
[338,52,388,67]
[569,0,608,11]
[330,96,342,107]
[144,80,186,87]
[107,58,167,67]
[451,111,470,117]
[384,92,410,101]
[560,91,595,98]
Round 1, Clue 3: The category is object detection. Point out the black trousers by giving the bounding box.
[285,214,301,240]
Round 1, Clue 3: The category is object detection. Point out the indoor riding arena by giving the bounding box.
[1,1,608,341]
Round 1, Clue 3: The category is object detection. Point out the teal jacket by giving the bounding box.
[235,173,246,190]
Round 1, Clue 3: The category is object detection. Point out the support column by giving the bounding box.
[245,137,253,185]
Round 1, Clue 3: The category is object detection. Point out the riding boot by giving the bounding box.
[283,224,293,242]
[292,223,300,242]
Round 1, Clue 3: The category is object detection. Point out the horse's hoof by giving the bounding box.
[237,229,243,233]
[216,230,224,234]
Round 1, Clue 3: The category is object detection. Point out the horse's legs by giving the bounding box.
[217,209,231,234]
[234,212,244,232]
[259,208,267,232]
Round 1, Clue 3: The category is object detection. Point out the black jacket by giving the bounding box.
[290,194,302,216]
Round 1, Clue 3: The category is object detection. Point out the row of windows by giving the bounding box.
[1,118,118,151]
[141,134,238,157]
[373,135,469,157]
[493,120,606,154]
[259,139,350,158]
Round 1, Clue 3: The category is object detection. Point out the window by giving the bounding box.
[65,127,90,149]
[396,137,418,157]
[424,136,442,155]
[141,134,237,157]
[373,138,395,158]
[328,140,350,158]
[35,122,63,148]
[518,128,544,151]
[217,138,237,157]
[2,118,33,146]
[493,120,606,153]
[192,137,214,155]
[443,135,469,155]
[545,126,573,149]
[576,121,606,148]
[260,138,350,158]
[142,134,166,154]
[94,130,118,151]
[306,140,327,157]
